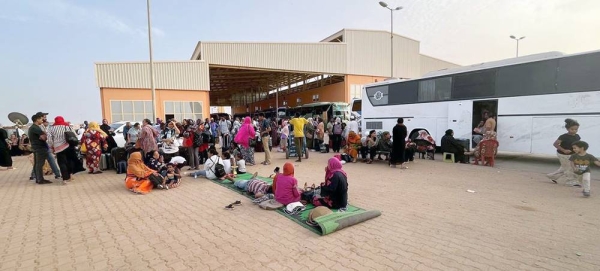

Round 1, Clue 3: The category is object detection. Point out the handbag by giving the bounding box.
[208,157,226,178]
[249,137,257,148]
[64,130,79,147]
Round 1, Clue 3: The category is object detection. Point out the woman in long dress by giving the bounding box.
[139,119,158,155]
[125,152,157,194]
[80,122,107,174]
[234,117,256,166]
[0,128,14,170]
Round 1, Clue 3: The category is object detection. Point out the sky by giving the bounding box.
[1,0,600,124]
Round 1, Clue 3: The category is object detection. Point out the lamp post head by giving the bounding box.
[519,36,526,40]
[395,6,403,10]
[379,1,388,8]
[510,35,516,39]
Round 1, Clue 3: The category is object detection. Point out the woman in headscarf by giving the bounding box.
[47,116,81,183]
[274,162,301,205]
[80,122,108,174]
[315,118,325,152]
[125,152,159,194]
[234,117,256,166]
[0,127,14,170]
[9,134,21,156]
[415,130,436,160]
[100,119,117,152]
[345,131,362,163]
[312,157,348,209]
[145,150,166,175]
[139,119,158,155]
[305,118,315,150]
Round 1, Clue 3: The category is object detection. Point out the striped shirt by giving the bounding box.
[246,179,270,195]
[47,125,74,153]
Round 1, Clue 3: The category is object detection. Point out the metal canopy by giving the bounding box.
[208,66,344,106]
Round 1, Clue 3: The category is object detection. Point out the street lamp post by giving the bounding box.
[509,35,526,57]
[147,0,157,121]
[379,1,403,78]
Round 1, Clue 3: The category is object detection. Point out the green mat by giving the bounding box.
[208,173,381,235]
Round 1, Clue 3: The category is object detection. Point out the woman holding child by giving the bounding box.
[125,152,160,194]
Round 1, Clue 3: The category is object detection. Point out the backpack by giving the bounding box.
[333,123,342,135]
[116,161,127,174]
[209,157,226,178]
[193,131,203,148]
[64,128,79,147]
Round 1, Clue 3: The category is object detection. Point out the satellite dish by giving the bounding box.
[8,112,29,126]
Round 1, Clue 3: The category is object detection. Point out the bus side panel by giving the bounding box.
[497,116,533,153]
[532,116,600,155]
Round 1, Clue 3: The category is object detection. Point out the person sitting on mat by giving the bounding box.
[189,148,230,181]
[235,151,246,175]
[232,172,274,199]
[274,162,301,205]
[312,157,348,210]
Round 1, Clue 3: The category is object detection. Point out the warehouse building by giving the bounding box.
[95,29,459,122]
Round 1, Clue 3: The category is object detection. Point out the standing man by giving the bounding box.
[219,117,231,151]
[29,113,52,184]
[289,112,309,162]
[258,113,271,165]
[348,115,359,135]
[390,118,408,169]
[123,122,132,143]
[39,113,61,179]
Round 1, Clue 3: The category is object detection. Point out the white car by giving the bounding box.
[110,121,132,148]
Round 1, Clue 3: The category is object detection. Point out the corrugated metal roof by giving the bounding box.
[95,61,209,90]
[198,42,347,74]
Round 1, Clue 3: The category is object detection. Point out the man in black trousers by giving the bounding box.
[28,113,52,184]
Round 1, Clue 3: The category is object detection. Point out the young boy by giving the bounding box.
[160,163,181,189]
[570,141,600,197]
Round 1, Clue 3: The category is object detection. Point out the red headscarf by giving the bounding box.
[283,162,294,177]
[54,116,69,126]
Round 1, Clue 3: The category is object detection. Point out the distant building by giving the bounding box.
[95,29,458,122]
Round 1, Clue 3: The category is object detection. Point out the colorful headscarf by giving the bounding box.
[88,122,107,137]
[127,152,155,178]
[325,157,346,182]
[234,117,255,148]
[416,130,436,145]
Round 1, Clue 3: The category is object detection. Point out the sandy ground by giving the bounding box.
[0,148,599,270]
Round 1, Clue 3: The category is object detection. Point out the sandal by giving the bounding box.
[224,204,235,210]
[366,159,373,164]
[232,200,242,206]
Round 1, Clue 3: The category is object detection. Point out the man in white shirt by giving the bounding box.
[189,148,224,180]
[219,117,232,150]
[348,115,359,135]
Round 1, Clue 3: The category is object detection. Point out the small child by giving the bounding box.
[570,141,600,197]
[236,152,246,175]
[222,151,233,174]
[162,163,181,189]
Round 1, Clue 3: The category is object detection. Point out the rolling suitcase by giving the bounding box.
[100,154,109,170]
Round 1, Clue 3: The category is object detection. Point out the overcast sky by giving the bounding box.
[1,0,599,124]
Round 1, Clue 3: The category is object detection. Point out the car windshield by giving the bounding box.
[109,123,123,131]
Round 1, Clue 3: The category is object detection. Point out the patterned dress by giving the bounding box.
[139,125,158,154]
[81,130,107,173]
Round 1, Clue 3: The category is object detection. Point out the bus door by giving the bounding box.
[447,101,473,142]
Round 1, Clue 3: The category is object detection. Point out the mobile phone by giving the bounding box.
[274,167,280,173]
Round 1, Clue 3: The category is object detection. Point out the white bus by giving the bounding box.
[361,50,600,155]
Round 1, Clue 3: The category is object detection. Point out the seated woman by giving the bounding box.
[145,150,166,175]
[361,130,378,164]
[188,148,235,182]
[274,163,301,205]
[441,129,466,163]
[465,131,498,164]
[312,158,348,210]
[345,131,362,163]
[125,152,162,194]
[415,130,436,160]
[405,139,417,162]
[376,131,393,160]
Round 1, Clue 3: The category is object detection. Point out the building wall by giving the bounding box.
[232,82,346,114]
[95,61,210,90]
[100,88,210,123]
[198,42,347,74]
[344,29,421,79]
[420,54,460,76]
[346,75,388,100]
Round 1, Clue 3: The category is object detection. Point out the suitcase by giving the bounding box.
[100,154,109,170]
[111,147,128,166]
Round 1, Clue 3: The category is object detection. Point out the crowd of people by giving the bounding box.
[2,112,597,199]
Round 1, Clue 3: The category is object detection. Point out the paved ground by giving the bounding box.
[1,150,599,271]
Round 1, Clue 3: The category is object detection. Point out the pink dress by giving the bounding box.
[274,175,301,205]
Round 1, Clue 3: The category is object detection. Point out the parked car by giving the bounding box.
[110,121,132,148]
